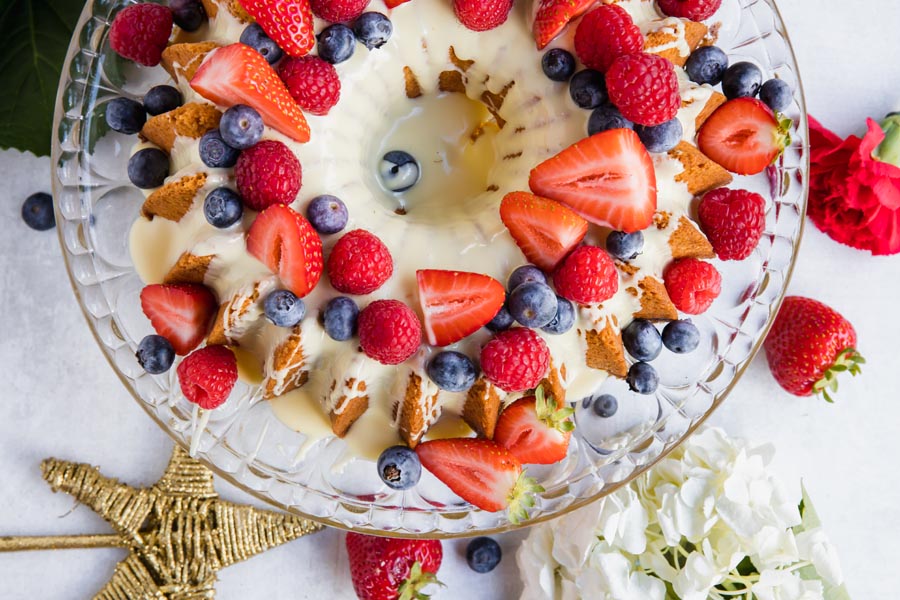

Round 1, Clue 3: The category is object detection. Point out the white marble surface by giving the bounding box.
[1,1,899,597]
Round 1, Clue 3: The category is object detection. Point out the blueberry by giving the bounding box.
[307,195,349,234]
[685,45,728,86]
[169,0,206,31]
[377,445,421,490]
[605,230,644,261]
[105,97,146,134]
[627,362,659,395]
[127,148,169,189]
[240,23,283,64]
[322,296,359,341]
[722,62,763,100]
[486,305,514,332]
[569,70,608,109]
[662,319,700,354]
[635,118,683,153]
[136,334,175,374]
[204,187,243,228]
[427,351,477,392]
[541,296,575,335]
[466,537,502,573]
[264,290,306,327]
[542,48,576,82]
[379,150,419,192]
[508,282,558,328]
[759,78,792,112]
[622,319,662,361]
[21,192,55,231]
[353,12,393,50]
[588,104,633,136]
[143,85,183,116]
[507,265,546,290]
[199,129,240,168]
[220,104,264,150]
[591,393,618,418]
[317,24,355,64]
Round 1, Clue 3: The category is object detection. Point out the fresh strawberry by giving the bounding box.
[384,0,410,7]
[764,296,864,402]
[235,140,302,211]
[190,43,311,143]
[552,245,618,304]
[480,328,550,392]
[277,56,341,116]
[657,0,722,21]
[416,270,505,347]
[663,258,721,314]
[327,230,393,295]
[697,97,792,175]
[494,387,574,464]
[532,0,595,50]
[311,0,369,22]
[109,4,173,67]
[140,284,217,355]
[176,345,238,409]
[346,533,443,600]
[528,128,657,233]
[574,5,644,73]
[697,188,767,260]
[358,299,422,365]
[415,438,543,522]
[606,52,680,126]
[246,205,323,297]
[499,192,588,271]
[237,0,315,57]
[453,0,513,31]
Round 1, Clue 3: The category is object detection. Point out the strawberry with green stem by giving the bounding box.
[494,387,575,464]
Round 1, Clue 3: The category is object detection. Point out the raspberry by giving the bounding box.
[453,0,513,31]
[310,0,370,22]
[552,246,618,304]
[358,300,422,365]
[606,53,680,126]
[176,345,238,409]
[574,5,643,73]
[657,0,722,21]
[481,328,550,392]
[327,230,393,294]
[663,258,721,315]
[278,56,341,116]
[235,140,302,211]
[109,4,173,67]
[698,188,767,260]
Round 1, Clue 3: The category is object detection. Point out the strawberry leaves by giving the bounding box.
[812,348,865,403]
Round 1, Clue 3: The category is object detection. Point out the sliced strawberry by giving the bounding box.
[416,270,505,346]
[191,43,311,143]
[499,192,588,271]
[533,0,596,50]
[528,128,657,233]
[493,387,574,464]
[415,438,543,522]
[697,97,791,175]
[247,205,323,297]
[238,0,314,58]
[140,284,217,355]
[385,0,410,6]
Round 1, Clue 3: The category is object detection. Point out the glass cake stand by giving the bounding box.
[51,0,808,537]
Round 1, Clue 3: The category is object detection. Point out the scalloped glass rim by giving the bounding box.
[51,0,809,537]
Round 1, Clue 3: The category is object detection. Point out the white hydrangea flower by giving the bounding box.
[671,547,725,600]
[796,527,844,586]
[752,569,824,600]
[517,524,559,600]
[751,525,800,570]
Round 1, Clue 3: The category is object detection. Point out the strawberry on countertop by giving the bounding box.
[416,270,505,347]
[698,97,791,175]
[532,0,595,50]
[140,283,217,355]
[346,532,443,600]
[494,387,574,465]
[499,192,588,272]
[238,0,315,57]
[246,205,323,298]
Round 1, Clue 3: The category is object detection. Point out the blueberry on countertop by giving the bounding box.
[427,351,477,392]
[466,537,502,573]
[377,446,421,490]
[21,192,55,231]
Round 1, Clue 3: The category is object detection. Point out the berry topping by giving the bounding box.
[328,229,393,294]
[143,85,183,116]
[495,387,574,466]
[235,140,302,211]
[532,0,595,50]
[220,104,264,149]
[239,23,284,64]
[605,230,644,261]
[508,281,558,328]
[176,345,238,409]
[322,296,359,340]
[169,0,206,32]
[453,0,513,32]
[358,299,422,365]
[466,537,502,573]
[697,97,791,175]
[606,52,680,126]
[635,118,683,153]
[139,283,217,355]
[379,150,420,192]
[759,78,792,112]
[486,305,514,332]
[191,43,311,143]
[311,0,370,23]
[263,289,306,327]
[574,5,643,74]
[21,192,55,231]
[541,48,576,82]
[247,205,324,297]
[627,361,659,394]
[346,533,442,600]
[569,69,608,110]
[384,0,409,7]
[317,24,356,64]
[552,245,618,304]
[238,0,315,58]
[278,56,341,116]
[541,296,575,335]
[426,351,478,392]
[722,61,763,100]
[622,318,662,361]
[109,3,173,67]
[662,319,701,354]
[663,258,721,315]
[306,194,348,234]
[106,97,146,134]
[127,148,169,189]
[354,12,393,50]
[203,187,243,229]
[376,446,422,490]
[136,334,175,374]
[685,45,728,86]
[507,265,547,290]
[587,105,633,135]
[585,393,618,418]
[657,0,722,21]
[480,327,550,392]
[698,187,767,260]
[416,269,506,346]
[499,192,588,271]
[529,128,657,233]
[199,130,240,168]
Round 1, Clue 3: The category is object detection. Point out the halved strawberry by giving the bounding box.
[697,97,791,175]
[416,270,505,346]
[528,128,657,233]
[191,43,311,143]
[533,0,596,50]
[385,0,410,6]
[140,284,217,355]
[247,205,323,297]
[493,387,574,464]
[499,191,588,271]
[415,438,543,522]
[238,0,314,58]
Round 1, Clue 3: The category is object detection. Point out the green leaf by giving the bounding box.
[795,484,854,600]
[0,0,85,156]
